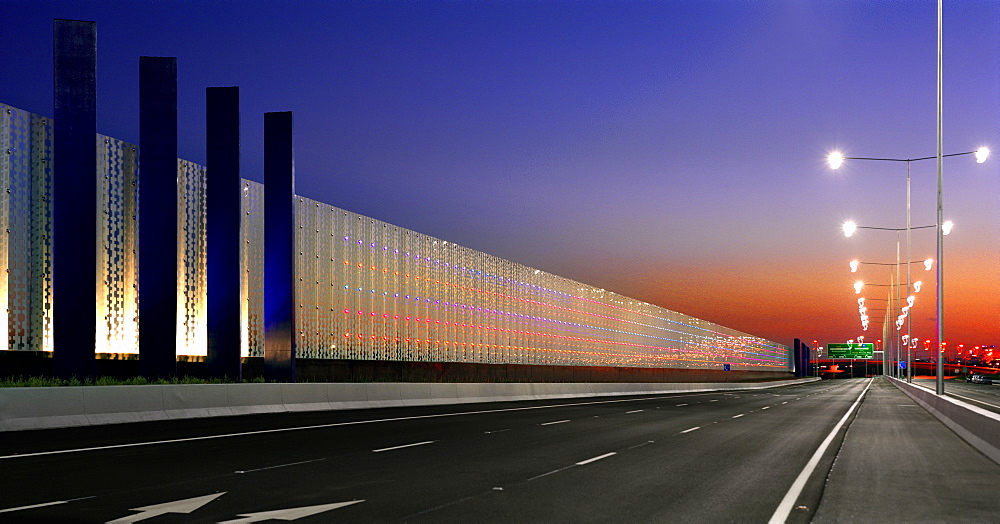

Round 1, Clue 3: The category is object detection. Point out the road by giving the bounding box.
[0,379,907,522]
[913,377,1000,415]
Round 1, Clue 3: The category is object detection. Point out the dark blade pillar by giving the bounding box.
[206,87,242,380]
[53,19,97,379]
[138,56,178,379]
[263,111,295,382]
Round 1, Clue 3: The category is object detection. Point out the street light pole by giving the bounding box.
[936,0,944,395]
[830,144,989,392]
[907,160,913,382]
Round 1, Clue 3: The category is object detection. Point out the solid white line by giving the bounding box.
[2,393,730,460]
[576,452,616,465]
[0,496,94,514]
[625,410,644,414]
[732,414,745,418]
[540,420,570,426]
[768,378,873,524]
[372,441,435,453]
[234,458,325,474]
[680,427,700,434]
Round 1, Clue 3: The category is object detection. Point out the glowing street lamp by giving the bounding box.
[976,147,991,164]
[828,146,990,389]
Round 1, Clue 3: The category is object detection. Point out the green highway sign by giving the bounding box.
[827,343,874,359]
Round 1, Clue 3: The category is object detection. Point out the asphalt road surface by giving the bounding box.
[913,377,1000,415]
[0,378,936,522]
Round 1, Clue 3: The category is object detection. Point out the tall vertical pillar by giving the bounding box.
[263,111,295,382]
[53,19,97,379]
[138,56,178,379]
[206,87,242,380]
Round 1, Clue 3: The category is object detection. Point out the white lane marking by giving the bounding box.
[626,410,644,414]
[680,427,700,434]
[527,465,574,481]
[218,500,364,523]
[484,429,511,434]
[0,496,95,514]
[732,414,745,418]
[627,441,655,450]
[676,403,689,407]
[761,406,770,410]
[235,458,324,474]
[576,452,617,465]
[372,440,436,453]
[540,419,571,426]
[1,393,730,460]
[710,400,719,402]
[782,402,788,404]
[769,379,873,524]
[108,492,225,523]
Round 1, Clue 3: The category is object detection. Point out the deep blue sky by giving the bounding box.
[3,1,998,350]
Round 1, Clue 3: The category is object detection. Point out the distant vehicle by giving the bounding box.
[967,374,993,385]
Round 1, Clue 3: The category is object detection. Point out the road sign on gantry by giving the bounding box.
[827,343,874,359]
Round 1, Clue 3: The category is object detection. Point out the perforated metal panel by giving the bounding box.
[178,159,207,355]
[96,135,139,354]
[241,179,264,357]
[1,104,53,352]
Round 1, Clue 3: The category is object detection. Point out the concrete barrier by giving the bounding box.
[0,377,818,431]
[889,377,1000,464]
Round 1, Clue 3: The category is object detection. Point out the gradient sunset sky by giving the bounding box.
[3,1,998,353]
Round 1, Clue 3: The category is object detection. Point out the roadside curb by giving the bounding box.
[0,377,819,431]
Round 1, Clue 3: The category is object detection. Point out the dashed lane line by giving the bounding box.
[372,441,436,453]
[576,452,617,466]
[0,393,730,460]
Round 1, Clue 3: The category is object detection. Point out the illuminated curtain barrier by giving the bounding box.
[1,103,790,369]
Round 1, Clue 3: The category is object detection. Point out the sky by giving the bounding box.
[2,0,998,353]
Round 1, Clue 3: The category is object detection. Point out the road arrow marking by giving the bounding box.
[106,492,224,523]
[218,500,365,522]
